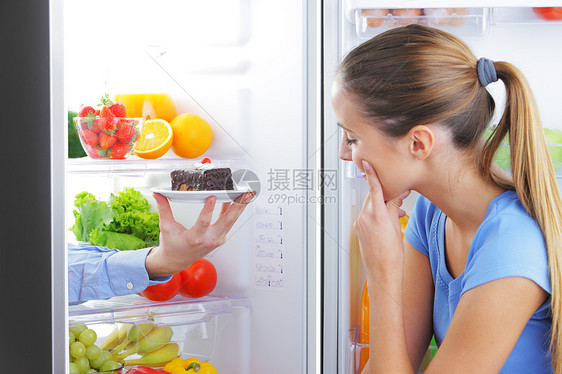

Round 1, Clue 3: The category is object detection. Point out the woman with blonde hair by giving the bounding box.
[333,24,561,373]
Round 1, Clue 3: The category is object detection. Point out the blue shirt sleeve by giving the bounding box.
[68,243,172,303]
[461,205,551,298]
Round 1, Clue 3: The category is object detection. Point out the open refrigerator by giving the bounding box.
[321,1,562,374]
[40,0,562,373]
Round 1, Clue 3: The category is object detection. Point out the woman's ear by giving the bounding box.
[408,125,435,160]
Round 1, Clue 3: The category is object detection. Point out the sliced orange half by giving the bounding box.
[134,119,173,159]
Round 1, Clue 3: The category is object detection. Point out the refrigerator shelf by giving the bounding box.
[69,294,249,321]
[69,295,250,367]
[66,156,249,175]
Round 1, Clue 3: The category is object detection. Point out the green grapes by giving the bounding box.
[79,328,97,347]
[88,354,105,370]
[85,344,102,360]
[68,324,122,373]
[68,362,80,374]
[73,356,90,373]
[99,360,121,371]
[70,341,86,358]
[69,325,87,337]
[89,349,112,370]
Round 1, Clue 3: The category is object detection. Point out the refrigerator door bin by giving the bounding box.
[343,1,490,38]
[69,295,250,371]
[346,328,437,374]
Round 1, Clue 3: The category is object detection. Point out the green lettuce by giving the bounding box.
[70,188,159,250]
[71,192,114,242]
[89,230,147,251]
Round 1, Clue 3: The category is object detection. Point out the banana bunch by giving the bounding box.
[100,322,180,367]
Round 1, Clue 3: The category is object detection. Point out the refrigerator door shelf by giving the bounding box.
[349,7,490,39]
[345,328,438,374]
[344,0,562,22]
[69,295,250,367]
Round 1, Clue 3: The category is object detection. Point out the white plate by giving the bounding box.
[151,186,252,203]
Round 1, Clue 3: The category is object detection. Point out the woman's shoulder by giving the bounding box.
[482,190,543,240]
[463,191,551,298]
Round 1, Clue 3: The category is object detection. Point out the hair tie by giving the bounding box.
[477,57,498,87]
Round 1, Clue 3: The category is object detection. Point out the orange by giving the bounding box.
[134,119,173,159]
[114,93,178,122]
[170,113,213,159]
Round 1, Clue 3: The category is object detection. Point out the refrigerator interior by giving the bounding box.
[59,0,316,373]
[324,2,562,373]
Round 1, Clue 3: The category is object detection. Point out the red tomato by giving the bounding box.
[140,273,182,301]
[533,7,562,20]
[178,259,217,298]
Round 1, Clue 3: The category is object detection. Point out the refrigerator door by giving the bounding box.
[324,1,562,373]
[53,0,322,373]
[1,1,58,372]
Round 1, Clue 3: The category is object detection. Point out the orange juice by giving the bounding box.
[113,93,178,122]
[359,280,369,372]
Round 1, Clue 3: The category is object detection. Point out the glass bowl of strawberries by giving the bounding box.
[73,95,143,160]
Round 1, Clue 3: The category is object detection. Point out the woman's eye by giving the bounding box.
[346,137,356,145]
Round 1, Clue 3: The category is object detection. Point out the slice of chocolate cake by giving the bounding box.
[171,168,234,191]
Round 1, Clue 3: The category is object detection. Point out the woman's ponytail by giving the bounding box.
[484,61,562,374]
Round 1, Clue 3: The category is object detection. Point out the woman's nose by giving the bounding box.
[338,135,352,161]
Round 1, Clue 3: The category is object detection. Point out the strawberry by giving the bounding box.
[100,106,117,134]
[79,105,96,118]
[108,142,130,159]
[99,132,117,150]
[90,118,101,134]
[201,157,211,164]
[81,129,98,146]
[114,120,136,143]
[80,117,93,130]
[100,105,115,119]
[110,102,127,117]
[100,93,127,117]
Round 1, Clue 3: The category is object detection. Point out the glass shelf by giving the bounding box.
[69,295,250,363]
[66,155,249,175]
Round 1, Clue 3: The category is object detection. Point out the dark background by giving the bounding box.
[0,0,52,370]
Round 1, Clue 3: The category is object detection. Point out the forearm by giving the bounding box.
[367,274,414,374]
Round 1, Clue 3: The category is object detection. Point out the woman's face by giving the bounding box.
[332,81,413,201]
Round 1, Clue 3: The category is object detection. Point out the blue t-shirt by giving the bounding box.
[404,190,552,373]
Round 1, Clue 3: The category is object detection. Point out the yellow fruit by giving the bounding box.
[170,113,213,159]
[134,119,173,159]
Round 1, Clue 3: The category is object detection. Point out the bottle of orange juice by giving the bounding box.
[113,93,177,122]
[358,214,409,372]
